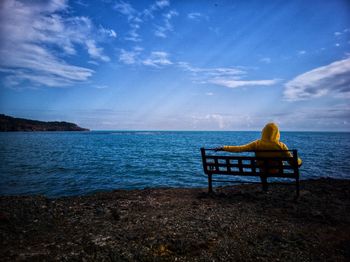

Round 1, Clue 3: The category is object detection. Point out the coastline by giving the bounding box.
[1,178,349,261]
[0,114,89,132]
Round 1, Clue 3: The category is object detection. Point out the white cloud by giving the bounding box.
[154,10,178,38]
[284,58,350,101]
[142,51,172,67]
[163,10,178,19]
[86,40,110,62]
[119,48,172,67]
[268,104,350,131]
[298,50,307,55]
[191,113,259,130]
[191,114,227,129]
[110,30,117,37]
[0,0,111,87]
[119,49,140,65]
[144,0,170,18]
[94,85,108,89]
[113,1,176,41]
[99,27,117,38]
[156,0,170,8]
[75,0,89,8]
[118,47,144,65]
[260,57,271,64]
[209,79,279,89]
[88,60,99,66]
[178,62,278,89]
[154,28,167,38]
[187,12,202,21]
[206,114,226,129]
[125,28,142,42]
[113,1,137,20]
[133,46,144,52]
[0,43,93,87]
[334,31,342,36]
[178,62,245,77]
[1,65,93,87]
[114,1,143,42]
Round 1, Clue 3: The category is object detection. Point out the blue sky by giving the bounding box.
[0,0,349,131]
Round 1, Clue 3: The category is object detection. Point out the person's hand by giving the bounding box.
[214,147,223,152]
[298,158,303,167]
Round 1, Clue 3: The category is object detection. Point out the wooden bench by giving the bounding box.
[200,148,300,197]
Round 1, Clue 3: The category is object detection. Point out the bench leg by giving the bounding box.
[208,174,213,193]
[296,177,300,198]
[260,176,268,192]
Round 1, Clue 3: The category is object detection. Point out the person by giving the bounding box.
[215,122,302,170]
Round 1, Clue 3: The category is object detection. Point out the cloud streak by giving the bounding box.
[119,49,172,67]
[187,12,201,20]
[143,0,170,18]
[142,52,173,67]
[114,1,143,42]
[177,62,245,77]
[114,1,176,41]
[191,113,260,130]
[187,12,207,22]
[154,10,178,38]
[113,1,137,20]
[0,0,113,87]
[208,79,279,89]
[86,40,110,62]
[178,62,277,89]
[284,58,350,100]
[119,48,142,64]
[119,53,276,89]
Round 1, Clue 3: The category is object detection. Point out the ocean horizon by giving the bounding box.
[1,131,349,197]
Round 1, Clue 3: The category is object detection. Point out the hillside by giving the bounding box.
[0,114,89,131]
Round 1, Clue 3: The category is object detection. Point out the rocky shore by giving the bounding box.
[1,178,349,261]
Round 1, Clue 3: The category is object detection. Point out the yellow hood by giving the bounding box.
[261,123,280,142]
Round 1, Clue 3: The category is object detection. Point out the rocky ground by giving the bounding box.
[1,178,350,261]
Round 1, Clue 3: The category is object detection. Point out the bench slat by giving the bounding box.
[205,156,294,161]
[204,170,297,178]
[204,163,295,170]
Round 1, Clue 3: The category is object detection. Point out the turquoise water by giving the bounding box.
[0,131,349,197]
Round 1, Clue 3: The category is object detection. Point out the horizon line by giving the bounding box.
[89,129,350,133]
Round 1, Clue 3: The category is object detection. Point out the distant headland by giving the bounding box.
[0,114,89,132]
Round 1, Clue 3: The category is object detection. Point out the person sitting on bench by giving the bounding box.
[215,122,302,173]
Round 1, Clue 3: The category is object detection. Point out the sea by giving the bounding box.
[0,131,349,197]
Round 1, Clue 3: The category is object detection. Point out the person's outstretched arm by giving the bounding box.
[215,140,258,152]
[280,143,302,166]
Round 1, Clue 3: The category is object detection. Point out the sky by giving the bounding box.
[0,0,349,131]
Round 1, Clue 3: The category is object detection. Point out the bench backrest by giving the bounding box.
[201,148,299,178]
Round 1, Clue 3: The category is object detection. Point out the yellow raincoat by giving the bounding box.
[223,123,302,166]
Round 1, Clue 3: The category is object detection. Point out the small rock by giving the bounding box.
[0,212,10,223]
[110,209,120,221]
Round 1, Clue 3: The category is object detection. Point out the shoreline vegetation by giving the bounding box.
[1,178,349,261]
[0,114,89,132]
